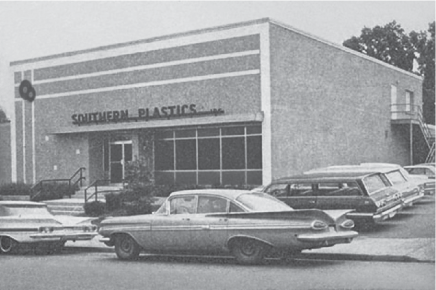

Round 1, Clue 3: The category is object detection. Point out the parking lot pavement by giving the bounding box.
[64,233,435,263]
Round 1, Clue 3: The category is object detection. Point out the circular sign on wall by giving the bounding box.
[19,80,36,102]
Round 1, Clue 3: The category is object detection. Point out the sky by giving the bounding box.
[0,1,434,117]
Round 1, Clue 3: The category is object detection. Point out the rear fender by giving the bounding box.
[226,235,274,251]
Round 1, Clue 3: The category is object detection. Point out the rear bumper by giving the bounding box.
[29,232,97,242]
[297,230,358,243]
[346,203,403,223]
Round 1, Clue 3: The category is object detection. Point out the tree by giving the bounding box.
[343,21,435,124]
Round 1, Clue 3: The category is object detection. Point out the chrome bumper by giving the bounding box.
[347,203,403,223]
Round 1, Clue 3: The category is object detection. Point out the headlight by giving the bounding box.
[311,220,328,230]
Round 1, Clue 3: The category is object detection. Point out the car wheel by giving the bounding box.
[114,234,140,260]
[0,236,18,254]
[231,239,267,265]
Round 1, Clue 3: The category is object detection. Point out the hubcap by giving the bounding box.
[241,241,257,256]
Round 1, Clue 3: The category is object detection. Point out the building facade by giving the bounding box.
[9,18,425,187]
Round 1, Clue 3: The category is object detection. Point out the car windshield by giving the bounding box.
[385,170,407,185]
[236,192,292,212]
[2,205,52,217]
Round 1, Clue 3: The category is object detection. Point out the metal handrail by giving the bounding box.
[31,167,86,201]
[84,179,125,203]
[391,103,433,148]
[391,103,435,163]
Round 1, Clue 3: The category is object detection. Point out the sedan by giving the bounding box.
[404,164,435,195]
[98,189,358,264]
[0,201,98,254]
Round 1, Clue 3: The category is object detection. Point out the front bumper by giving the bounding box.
[402,191,425,207]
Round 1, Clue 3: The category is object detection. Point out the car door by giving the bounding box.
[150,195,197,251]
[189,195,229,252]
[314,182,364,210]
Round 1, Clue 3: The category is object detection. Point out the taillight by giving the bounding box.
[82,225,97,232]
[311,220,328,230]
[340,219,355,229]
[39,226,54,233]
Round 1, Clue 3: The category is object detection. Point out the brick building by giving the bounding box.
[9,18,429,187]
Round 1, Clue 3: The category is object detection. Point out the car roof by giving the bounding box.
[307,165,401,174]
[0,201,46,206]
[169,189,251,200]
[273,171,379,182]
[404,165,433,169]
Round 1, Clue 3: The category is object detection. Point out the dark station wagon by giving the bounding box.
[260,171,403,224]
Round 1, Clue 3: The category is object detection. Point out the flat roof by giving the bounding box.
[10,17,422,80]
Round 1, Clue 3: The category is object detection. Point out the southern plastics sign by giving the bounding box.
[71,104,224,125]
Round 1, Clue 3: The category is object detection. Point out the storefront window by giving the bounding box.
[154,125,262,185]
[176,139,196,170]
[155,140,174,170]
[222,137,245,169]
[247,135,262,169]
[198,138,220,169]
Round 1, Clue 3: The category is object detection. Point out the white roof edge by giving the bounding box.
[269,19,423,81]
[10,18,270,67]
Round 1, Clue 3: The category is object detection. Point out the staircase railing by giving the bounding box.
[31,167,86,201]
[426,142,435,163]
[84,179,125,203]
[391,103,435,164]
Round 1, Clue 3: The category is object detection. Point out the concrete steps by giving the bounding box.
[45,185,122,216]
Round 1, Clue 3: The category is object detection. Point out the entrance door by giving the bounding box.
[110,141,132,183]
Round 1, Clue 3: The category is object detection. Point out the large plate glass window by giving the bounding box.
[154,125,262,185]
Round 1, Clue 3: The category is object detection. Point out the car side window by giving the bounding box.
[197,196,228,213]
[289,183,314,196]
[170,196,197,214]
[409,168,425,175]
[229,202,244,213]
[265,184,289,197]
[316,182,362,197]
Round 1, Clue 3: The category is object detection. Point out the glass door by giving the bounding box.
[110,140,132,183]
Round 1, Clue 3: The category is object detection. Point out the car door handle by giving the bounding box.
[182,218,190,221]
[201,225,210,230]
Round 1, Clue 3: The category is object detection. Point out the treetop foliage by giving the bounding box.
[343,21,435,124]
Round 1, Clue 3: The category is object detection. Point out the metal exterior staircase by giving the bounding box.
[391,104,435,163]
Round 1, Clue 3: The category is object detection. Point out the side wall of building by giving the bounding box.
[269,24,422,178]
[0,122,11,185]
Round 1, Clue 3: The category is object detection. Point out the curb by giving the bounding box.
[298,252,434,263]
[63,245,435,263]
